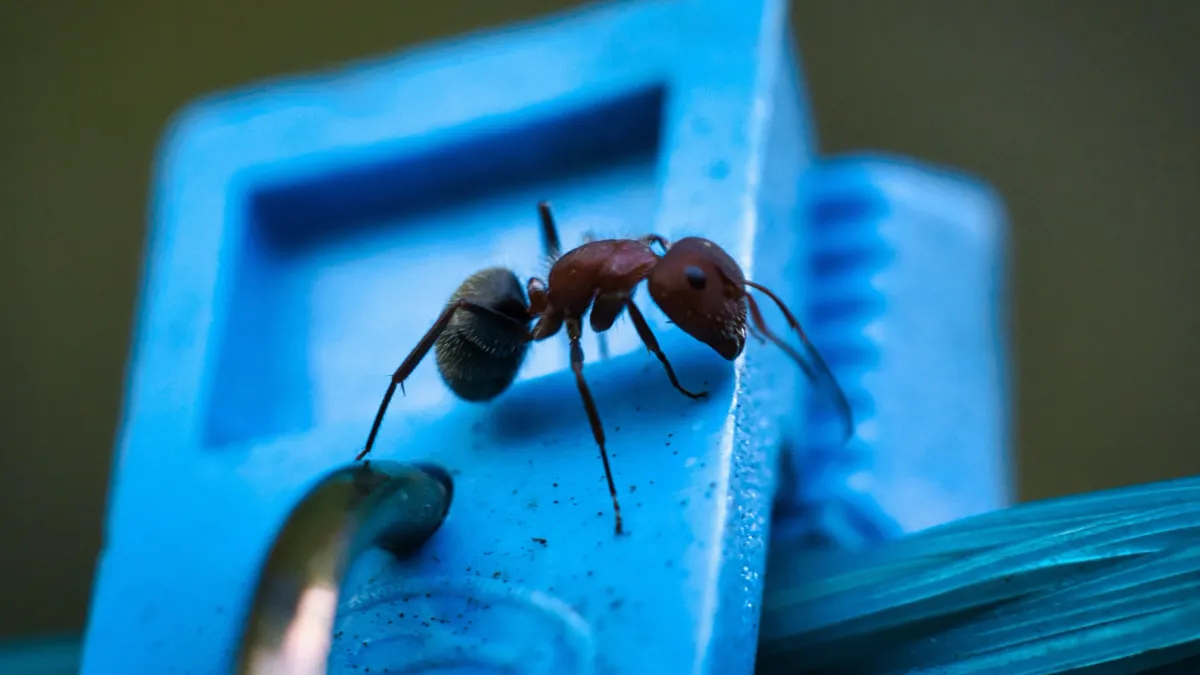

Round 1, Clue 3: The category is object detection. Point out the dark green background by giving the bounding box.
[2,0,1197,638]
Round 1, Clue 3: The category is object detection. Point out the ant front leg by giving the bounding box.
[625,300,708,400]
[356,298,530,462]
[565,318,625,536]
[578,230,614,361]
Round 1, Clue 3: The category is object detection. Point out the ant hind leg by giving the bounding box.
[565,319,625,535]
[357,299,530,462]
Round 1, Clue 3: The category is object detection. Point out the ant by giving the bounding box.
[355,202,853,536]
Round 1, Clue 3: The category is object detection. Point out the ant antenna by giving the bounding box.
[743,281,855,442]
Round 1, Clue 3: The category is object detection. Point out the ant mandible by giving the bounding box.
[355,201,854,536]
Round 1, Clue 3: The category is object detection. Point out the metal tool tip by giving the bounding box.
[413,462,454,516]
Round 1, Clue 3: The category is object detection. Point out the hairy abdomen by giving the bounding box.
[433,267,531,401]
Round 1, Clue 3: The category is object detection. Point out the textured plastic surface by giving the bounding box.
[759,474,1200,675]
[83,1,827,674]
[772,154,1012,546]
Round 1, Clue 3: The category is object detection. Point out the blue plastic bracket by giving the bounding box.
[84,1,821,673]
[81,0,1011,673]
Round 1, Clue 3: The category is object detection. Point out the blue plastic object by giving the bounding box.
[773,154,1011,547]
[81,0,1009,673]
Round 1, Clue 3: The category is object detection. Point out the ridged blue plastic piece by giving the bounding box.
[771,154,1012,546]
[81,1,851,674]
[758,474,1200,674]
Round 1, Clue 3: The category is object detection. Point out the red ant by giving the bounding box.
[356,202,853,535]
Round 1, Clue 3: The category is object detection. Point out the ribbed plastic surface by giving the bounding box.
[772,154,1011,549]
[759,475,1200,675]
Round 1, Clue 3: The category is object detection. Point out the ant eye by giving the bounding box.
[683,265,708,290]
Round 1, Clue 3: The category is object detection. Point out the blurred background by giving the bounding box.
[1,0,1197,646]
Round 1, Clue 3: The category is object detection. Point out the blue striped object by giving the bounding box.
[758,474,1200,674]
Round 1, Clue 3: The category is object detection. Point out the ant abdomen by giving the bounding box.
[433,267,532,402]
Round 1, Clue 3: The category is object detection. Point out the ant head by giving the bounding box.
[646,237,748,360]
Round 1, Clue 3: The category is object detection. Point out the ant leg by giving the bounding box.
[580,224,612,369]
[638,234,671,255]
[625,300,707,400]
[589,289,624,361]
[566,319,624,536]
[527,277,549,317]
[744,291,855,442]
[537,201,562,261]
[356,299,530,462]
[580,225,613,360]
